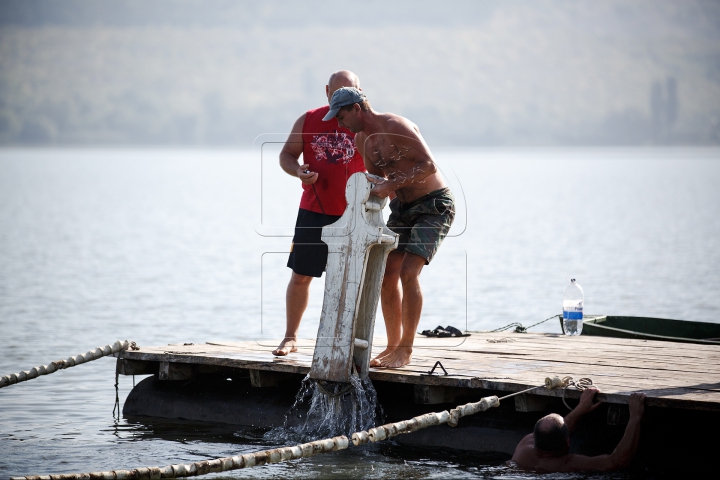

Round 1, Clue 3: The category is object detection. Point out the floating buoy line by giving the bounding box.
[0,340,137,389]
[2,340,592,479]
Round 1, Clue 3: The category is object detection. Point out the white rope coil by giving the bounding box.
[0,340,132,389]
[544,375,592,391]
[544,375,594,409]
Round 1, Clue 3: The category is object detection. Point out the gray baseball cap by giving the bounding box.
[323,87,366,121]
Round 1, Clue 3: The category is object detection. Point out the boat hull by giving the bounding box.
[580,315,720,345]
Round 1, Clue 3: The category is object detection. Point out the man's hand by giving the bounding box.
[628,392,646,420]
[575,387,604,417]
[564,387,603,436]
[297,164,318,185]
[366,174,394,198]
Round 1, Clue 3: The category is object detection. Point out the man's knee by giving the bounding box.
[399,268,420,286]
[398,254,425,285]
[382,265,400,286]
[383,252,402,281]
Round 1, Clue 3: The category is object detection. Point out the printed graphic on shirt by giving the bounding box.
[311,130,356,164]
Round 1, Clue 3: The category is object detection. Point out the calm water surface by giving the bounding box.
[1,147,718,478]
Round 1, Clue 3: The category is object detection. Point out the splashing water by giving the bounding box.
[265,374,383,444]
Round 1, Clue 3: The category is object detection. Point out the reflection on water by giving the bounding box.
[1,148,718,478]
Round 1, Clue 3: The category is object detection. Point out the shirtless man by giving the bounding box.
[272,72,365,356]
[512,389,646,473]
[324,87,455,368]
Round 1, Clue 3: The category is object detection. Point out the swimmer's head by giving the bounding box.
[534,413,570,454]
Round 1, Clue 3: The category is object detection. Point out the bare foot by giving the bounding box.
[370,347,396,367]
[371,347,412,368]
[272,338,298,356]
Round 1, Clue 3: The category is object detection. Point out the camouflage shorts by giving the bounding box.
[387,188,455,264]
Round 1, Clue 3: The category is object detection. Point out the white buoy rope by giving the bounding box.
[9,436,349,480]
[0,340,135,389]
[11,374,591,479]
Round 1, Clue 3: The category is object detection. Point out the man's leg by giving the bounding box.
[372,252,426,368]
[370,251,404,365]
[273,271,313,356]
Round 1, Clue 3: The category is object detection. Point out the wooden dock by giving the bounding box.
[118,332,720,412]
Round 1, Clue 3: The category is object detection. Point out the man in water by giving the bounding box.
[512,389,646,473]
[273,71,366,356]
[324,87,455,368]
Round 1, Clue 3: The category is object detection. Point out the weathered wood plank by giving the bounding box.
[158,361,193,380]
[116,358,158,376]
[249,369,299,387]
[127,347,718,392]
[515,394,553,412]
[413,385,469,405]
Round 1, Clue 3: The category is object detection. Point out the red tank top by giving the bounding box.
[299,105,366,216]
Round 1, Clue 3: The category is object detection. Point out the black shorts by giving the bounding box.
[287,208,342,278]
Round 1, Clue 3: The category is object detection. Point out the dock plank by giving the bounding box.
[121,333,720,411]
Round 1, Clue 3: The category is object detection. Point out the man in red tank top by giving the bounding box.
[272,71,366,356]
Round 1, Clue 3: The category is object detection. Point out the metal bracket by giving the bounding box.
[425,361,448,376]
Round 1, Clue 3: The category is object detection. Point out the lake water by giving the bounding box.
[1,147,718,478]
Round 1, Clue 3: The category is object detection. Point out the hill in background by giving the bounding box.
[1,0,719,146]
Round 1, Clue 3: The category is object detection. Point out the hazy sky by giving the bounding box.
[1,0,719,146]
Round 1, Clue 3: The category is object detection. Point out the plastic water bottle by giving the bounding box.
[562,279,584,336]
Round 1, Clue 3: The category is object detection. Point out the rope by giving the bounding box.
[558,376,593,410]
[312,183,328,217]
[12,373,592,479]
[487,322,525,333]
[520,314,562,332]
[0,340,136,389]
[113,370,121,421]
[544,375,594,410]
[314,381,354,398]
[313,364,359,397]
[470,314,561,334]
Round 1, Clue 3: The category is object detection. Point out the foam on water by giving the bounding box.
[265,374,384,444]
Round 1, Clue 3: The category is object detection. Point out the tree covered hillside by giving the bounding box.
[1,0,719,146]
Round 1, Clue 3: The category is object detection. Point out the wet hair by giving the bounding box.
[533,414,569,452]
[339,99,372,113]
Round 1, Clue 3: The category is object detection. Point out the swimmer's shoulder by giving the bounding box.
[510,435,535,467]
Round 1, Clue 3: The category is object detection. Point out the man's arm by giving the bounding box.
[564,387,603,436]
[565,392,646,472]
[356,131,395,199]
[279,113,317,185]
